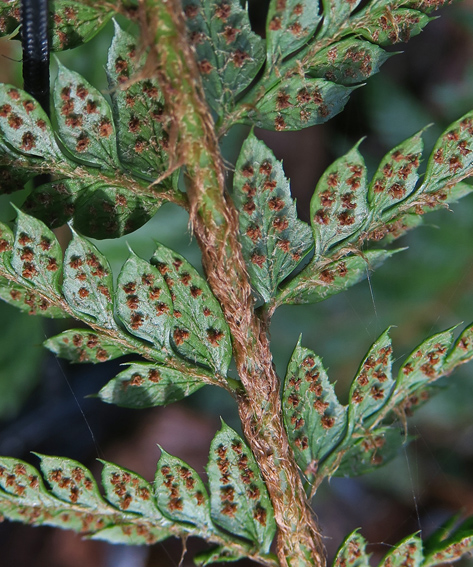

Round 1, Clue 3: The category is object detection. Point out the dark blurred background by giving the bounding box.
[1,1,473,565]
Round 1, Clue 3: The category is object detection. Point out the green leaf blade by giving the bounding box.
[207,422,276,552]
[106,22,171,179]
[333,530,371,567]
[44,329,131,364]
[155,449,213,532]
[379,534,423,567]
[282,339,346,478]
[116,252,173,356]
[10,209,63,296]
[0,278,67,317]
[98,362,205,408]
[233,132,313,302]
[266,0,321,65]
[54,63,119,170]
[183,0,265,115]
[63,231,116,329]
[310,143,368,254]
[150,245,232,375]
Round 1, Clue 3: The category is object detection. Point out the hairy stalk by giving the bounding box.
[142,1,325,565]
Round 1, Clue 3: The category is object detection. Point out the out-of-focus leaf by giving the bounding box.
[379,534,423,567]
[319,0,363,38]
[423,516,473,567]
[194,545,248,566]
[207,422,276,552]
[333,530,371,567]
[233,131,313,302]
[98,362,205,408]
[445,323,473,371]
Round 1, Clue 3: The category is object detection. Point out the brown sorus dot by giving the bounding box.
[314,209,329,225]
[148,369,161,383]
[18,233,32,245]
[297,88,311,104]
[8,89,20,100]
[246,225,261,242]
[352,389,363,403]
[294,436,308,450]
[268,196,284,211]
[20,247,34,262]
[85,99,98,114]
[275,115,286,131]
[115,57,128,74]
[222,25,238,44]
[215,2,231,20]
[288,22,303,35]
[21,132,35,151]
[86,335,98,348]
[221,501,237,516]
[220,485,235,502]
[313,399,329,415]
[130,313,143,330]
[76,134,90,153]
[198,60,213,74]
[277,239,291,252]
[337,262,348,277]
[190,286,202,298]
[184,4,199,17]
[251,253,265,268]
[276,91,291,110]
[370,386,384,400]
[134,139,146,153]
[269,16,281,30]
[149,287,161,300]
[203,307,211,316]
[319,269,334,284]
[123,281,136,294]
[126,295,139,309]
[98,118,113,137]
[156,302,169,315]
[243,199,256,214]
[22,262,38,278]
[207,328,224,346]
[338,211,355,226]
[72,334,83,347]
[78,287,89,298]
[10,290,21,301]
[65,114,83,128]
[0,103,12,117]
[373,179,385,193]
[293,3,303,15]
[272,216,289,232]
[321,415,335,429]
[47,258,58,272]
[39,237,51,251]
[287,393,300,407]
[232,49,249,67]
[8,113,23,129]
[388,183,406,199]
[173,328,190,346]
[264,179,277,191]
[76,271,86,281]
[242,182,256,196]
[76,85,89,100]
[180,272,191,286]
[128,116,140,132]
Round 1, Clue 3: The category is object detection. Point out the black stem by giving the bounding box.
[21,0,50,117]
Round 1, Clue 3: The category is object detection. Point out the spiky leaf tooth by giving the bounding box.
[0,278,67,317]
[334,426,406,477]
[116,252,173,357]
[155,449,213,532]
[282,340,346,479]
[194,545,247,566]
[106,22,172,180]
[423,516,473,567]
[368,131,423,213]
[277,249,398,306]
[100,461,167,520]
[44,329,131,364]
[0,1,116,51]
[98,362,205,408]
[333,530,371,567]
[182,0,264,115]
[395,328,456,397]
[310,142,368,254]
[265,0,321,66]
[379,534,423,567]
[347,329,395,430]
[423,111,473,194]
[354,8,432,47]
[248,77,354,131]
[307,37,391,86]
[207,422,276,553]
[10,209,62,296]
[150,245,232,375]
[36,454,110,511]
[54,63,120,170]
[0,84,61,162]
[445,323,473,371]
[233,132,313,302]
[63,231,116,329]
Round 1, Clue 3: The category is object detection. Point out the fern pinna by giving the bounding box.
[0,1,472,566]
